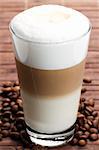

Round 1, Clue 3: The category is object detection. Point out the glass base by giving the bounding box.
[26,123,75,147]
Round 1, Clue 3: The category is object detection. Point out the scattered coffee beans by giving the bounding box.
[70,88,99,146]
[0,79,98,148]
[0,81,33,148]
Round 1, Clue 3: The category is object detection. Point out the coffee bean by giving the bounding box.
[86,106,93,113]
[12,104,18,112]
[17,98,22,103]
[2,98,11,103]
[79,120,85,126]
[84,131,90,138]
[84,101,89,106]
[10,132,20,140]
[93,119,99,128]
[7,92,13,98]
[16,117,25,124]
[79,103,85,111]
[81,88,87,94]
[78,139,87,146]
[11,125,17,132]
[0,134,2,141]
[20,130,31,146]
[70,138,78,145]
[92,111,98,117]
[10,116,15,122]
[0,112,1,117]
[1,87,12,92]
[16,111,24,117]
[0,105,2,110]
[12,86,20,92]
[84,123,90,130]
[14,81,19,86]
[0,90,3,96]
[17,99,23,109]
[85,110,90,116]
[76,131,83,137]
[3,106,11,112]
[90,128,98,134]
[84,118,88,123]
[2,118,9,123]
[2,81,13,87]
[90,133,98,141]
[10,101,16,107]
[80,98,86,103]
[75,124,79,131]
[20,130,29,144]
[3,122,10,129]
[87,98,94,107]
[80,135,87,140]
[16,124,23,131]
[87,120,92,126]
[0,97,3,101]
[3,102,10,108]
[20,137,30,147]
[80,127,86,131]
[3,111,11,118]
[77,113,84,118]
[10,92,19,99]
[0,120,2,127]
[83,78,92,83]
[77,115,85,126]
[20,130,26,137]
[87,116,94,121]
[2,130,9,137]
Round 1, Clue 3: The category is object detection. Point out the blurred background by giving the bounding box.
[0,0,99,89]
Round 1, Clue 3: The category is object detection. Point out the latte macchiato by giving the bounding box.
[10,5,91,147]
[16,59,84,133]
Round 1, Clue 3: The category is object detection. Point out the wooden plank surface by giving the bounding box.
[0,0,99,150]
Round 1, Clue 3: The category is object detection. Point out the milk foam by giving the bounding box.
[11,5,90,42]
[10,5,91,70]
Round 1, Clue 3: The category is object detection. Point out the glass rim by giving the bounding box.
[9,21,91,45]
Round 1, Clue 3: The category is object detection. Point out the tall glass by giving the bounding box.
[10,6,91,147]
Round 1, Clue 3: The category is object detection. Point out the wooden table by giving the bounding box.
[0,0,99,149]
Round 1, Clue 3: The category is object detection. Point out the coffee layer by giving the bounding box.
[16,59,85,98]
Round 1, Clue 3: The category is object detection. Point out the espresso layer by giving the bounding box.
[16,59,85,98]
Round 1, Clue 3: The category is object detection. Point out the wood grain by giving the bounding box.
[0,0,99,149]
